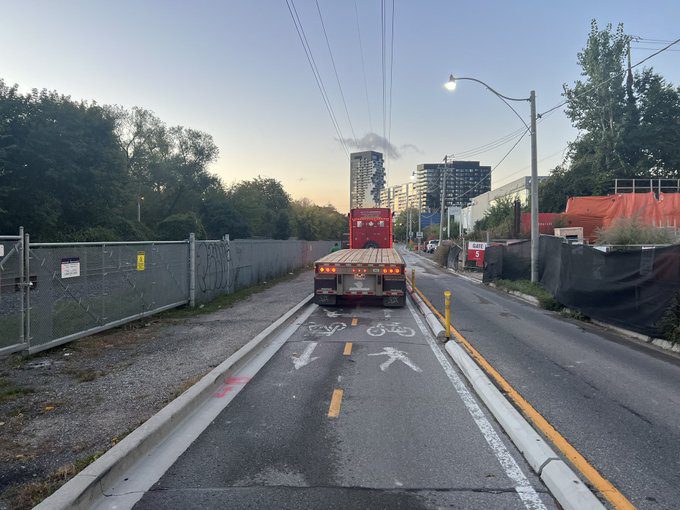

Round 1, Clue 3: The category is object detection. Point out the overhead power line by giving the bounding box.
[449,128,530,202]
[284,0,349,157]
[354,0,373,133]
[315,0,358,144]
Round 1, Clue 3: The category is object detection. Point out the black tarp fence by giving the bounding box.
[483,236,680,337]
[483,241,531,282]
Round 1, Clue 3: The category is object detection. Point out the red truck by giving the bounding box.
[314,208,406,307]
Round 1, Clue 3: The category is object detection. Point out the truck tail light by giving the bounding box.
[394,267,401,274]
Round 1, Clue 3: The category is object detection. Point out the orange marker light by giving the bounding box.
[331,267,336,273]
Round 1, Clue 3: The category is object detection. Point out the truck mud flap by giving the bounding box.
[314,294,337,306]
[383,295,405,308]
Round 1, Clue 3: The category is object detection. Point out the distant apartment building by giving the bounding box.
[350,151,386,209]
[414,160,492,211]
[461,175,548,231]
[380,182,417,214]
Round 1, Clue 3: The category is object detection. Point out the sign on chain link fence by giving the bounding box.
[0,232,334,355]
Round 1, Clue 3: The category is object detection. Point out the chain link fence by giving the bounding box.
[0,232,334,355]
[195,239,334,304]
[27,241,190,353]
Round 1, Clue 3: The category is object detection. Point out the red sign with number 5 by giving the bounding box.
[467,242,487,267]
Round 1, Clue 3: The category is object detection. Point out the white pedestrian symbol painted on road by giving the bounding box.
[292,342,319,370]
[368,347,422,373]
[307,322,346,336]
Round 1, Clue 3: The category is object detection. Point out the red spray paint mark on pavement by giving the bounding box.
[213,376,252,398]
[226,376,251,385]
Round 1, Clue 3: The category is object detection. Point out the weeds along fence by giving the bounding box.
[0,229,334,356]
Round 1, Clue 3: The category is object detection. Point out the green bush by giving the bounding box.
[596,216,674,245]
[157,212,206,241]
[494,279,562,311]
[658,292,680,343]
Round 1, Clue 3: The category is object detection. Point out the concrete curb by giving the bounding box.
[590,319,680,355]
[443,341,603,510]
[34,294,315,510]
[406,289,604,509]
[406,283,446,340]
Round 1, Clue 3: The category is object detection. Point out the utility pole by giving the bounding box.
[438,156,448,244]
[530,90,539,283]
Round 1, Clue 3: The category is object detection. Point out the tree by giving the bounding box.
[157,212,206,240]
[200,186,251,239]
[290,199,347,240]
[393,208,419,241]
[0,82,127,240]
[229,177,292,238]
[273,211,292,240]
[540,21,680,212]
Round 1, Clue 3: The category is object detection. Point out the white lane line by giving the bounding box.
[406,299,548,510]
[92,304,318,510]
[292,341,319,369]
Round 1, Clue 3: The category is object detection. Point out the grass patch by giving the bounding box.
[0,378,35,404]
[5,451,104,510]
[493,279,562,311]
[560,308,590,321]
[66,368,105,383]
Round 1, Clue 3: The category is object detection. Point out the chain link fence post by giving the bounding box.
[18,227,25,347]
[189,233,196,307]
[24,232,31,351]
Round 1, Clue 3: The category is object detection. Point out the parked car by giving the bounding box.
[426,240,439,253]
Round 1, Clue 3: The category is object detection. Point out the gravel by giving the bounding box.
[0,270,314,509]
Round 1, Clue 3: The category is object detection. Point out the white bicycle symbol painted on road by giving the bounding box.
[307,322,347,336]
[366,322,415,337]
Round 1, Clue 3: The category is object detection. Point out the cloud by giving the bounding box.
[339,132,420,160]
[399,143,423,155]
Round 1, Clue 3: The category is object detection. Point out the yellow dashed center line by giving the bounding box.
[408,280,635,510]
[328,389,344,418]
[343,342,353,356]
[351,318,358,326]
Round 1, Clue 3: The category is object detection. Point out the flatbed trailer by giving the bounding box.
[313,248,406,307]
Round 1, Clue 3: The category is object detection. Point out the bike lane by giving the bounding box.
[133,301,556,509]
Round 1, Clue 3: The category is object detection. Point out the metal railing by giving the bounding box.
[614,178,680,194]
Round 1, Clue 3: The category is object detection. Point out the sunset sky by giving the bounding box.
[2,0,679,212]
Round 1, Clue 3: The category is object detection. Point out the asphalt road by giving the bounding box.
[401,248,680,510]
[132,299,557,509]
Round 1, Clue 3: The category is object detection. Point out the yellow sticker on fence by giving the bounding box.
[137,251,145,271]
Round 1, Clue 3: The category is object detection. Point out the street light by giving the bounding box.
[444,74,539,283]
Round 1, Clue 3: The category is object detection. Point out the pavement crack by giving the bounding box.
[146,484,550,494]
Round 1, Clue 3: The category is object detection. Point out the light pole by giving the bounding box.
[137,195,144,223]
[445,75,539,282]
[438,155,449,245]
[413,171,421,250]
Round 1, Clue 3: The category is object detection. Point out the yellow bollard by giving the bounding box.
[411,268,416,290]
[444,291,451,341]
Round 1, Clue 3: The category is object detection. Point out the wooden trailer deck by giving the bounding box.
[316,248,403,265]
